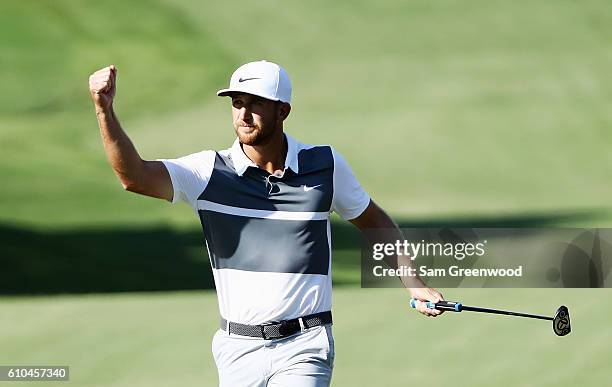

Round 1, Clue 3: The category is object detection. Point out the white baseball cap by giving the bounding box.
[217,60,292,103]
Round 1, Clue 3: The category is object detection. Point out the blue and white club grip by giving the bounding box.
[410,298,463,312]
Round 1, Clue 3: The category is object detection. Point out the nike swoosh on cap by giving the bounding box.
[238,77,261,82]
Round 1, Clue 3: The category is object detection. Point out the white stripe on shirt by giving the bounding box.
[197,200,329,221]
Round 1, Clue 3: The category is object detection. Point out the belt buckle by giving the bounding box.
[260,321,277,340]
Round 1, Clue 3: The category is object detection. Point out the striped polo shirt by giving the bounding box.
[161,133,370,325]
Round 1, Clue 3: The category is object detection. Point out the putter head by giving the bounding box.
[553,306,571,336]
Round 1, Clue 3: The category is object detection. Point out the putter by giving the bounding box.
[410,299,571,336]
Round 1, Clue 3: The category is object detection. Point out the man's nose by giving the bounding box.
[239,106,252,121]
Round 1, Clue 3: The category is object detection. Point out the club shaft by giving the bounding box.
[461,305,553,321]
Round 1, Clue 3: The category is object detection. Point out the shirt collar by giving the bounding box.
[230,133,300,176]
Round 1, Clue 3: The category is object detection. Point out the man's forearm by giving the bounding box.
[351,201,425,288]
[351,201,444,316]
[95,106,145,190]
[372,212,426,289]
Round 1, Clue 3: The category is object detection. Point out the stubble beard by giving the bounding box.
[235,124,272,146]
[235,108,279,146]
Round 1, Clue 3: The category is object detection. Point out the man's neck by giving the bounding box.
[242,132,287,175]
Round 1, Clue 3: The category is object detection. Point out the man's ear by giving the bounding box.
[278,102,291,121]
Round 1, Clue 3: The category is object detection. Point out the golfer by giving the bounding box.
[89,60,444,387]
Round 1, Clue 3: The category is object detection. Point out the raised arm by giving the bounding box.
[88,65,173,201]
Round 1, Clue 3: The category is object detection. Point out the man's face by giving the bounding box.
[230,93,285,146]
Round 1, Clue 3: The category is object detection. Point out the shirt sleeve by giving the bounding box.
[330,147,371,220]
[157,150,216,210]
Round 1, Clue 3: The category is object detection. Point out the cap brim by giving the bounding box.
[216,88,238,97]
[216,88,282,102]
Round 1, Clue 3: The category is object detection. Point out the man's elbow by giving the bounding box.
[119,176,144,194]
[121,180,138,193]
[114,165,147,194]
[112,160,171,201]
[119,174,170,201]
[351,203,397,230]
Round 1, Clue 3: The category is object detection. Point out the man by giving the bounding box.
[89,60,444,387]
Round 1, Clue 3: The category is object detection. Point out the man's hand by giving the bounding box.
[408,286,444,317]
[89,65,117,110]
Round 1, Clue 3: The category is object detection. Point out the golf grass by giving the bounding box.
[2,0,612,386]
[1,0,611,227]
[1,288,610,387]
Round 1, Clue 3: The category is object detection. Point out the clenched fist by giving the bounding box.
[89,65,117,110]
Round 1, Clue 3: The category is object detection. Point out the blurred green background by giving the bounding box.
[1,0,611,386]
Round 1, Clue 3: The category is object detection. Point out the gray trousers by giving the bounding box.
[212,324,335,386]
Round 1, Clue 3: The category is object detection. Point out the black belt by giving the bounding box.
[220,311,332,340]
